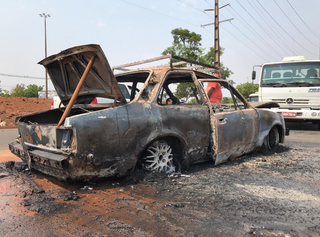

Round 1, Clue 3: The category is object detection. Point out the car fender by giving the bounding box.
[255,109,286,147]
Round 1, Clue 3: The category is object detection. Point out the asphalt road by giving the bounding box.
[0,129,18,150]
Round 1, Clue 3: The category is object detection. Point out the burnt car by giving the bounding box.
[9,44,287,180]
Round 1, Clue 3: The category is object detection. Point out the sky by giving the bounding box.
[0,0,319,92]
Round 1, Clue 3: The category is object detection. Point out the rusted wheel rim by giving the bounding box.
[143,141,176,173]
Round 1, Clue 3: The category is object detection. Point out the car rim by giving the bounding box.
[268,127,279,150]
[142,141,176,173]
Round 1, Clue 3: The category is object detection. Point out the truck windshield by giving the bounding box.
[261,62,320,87]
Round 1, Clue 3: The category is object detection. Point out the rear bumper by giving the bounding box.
[9,142,70,180]
[8,141,135,180]
[9,141,70,180]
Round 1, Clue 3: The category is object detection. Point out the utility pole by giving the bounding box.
[214,0,219,68]
[201,2,233,69]
[39,13,50,98]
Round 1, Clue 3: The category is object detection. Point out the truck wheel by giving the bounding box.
[313,121,320,130]
[263,126,280,151]
[141,140,178,173]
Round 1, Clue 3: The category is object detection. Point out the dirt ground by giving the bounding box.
[0,97,51,127]
[1,143,320,237]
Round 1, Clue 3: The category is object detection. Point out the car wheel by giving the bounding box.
[263,126,280,150]
[141,140,177,173]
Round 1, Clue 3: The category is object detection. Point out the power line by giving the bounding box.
[256,0,318,57]
[119,0,199,27]
[0,73,45,80]
[203,27,260,64]
[205,0,213,8]
[235,0,297,56]
[273,0,318,48]
[247,0,292,55]
[286,0,319,39]
[220,24,270,62]
[225,3,287,57]
[177,0,203,12]
[230,22,278,61]
[177,0,214,20]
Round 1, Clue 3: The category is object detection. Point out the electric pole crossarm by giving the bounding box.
[202,1,231,68]
[201,18,233,27]
[219,18,234,24]
[204,3,230,12]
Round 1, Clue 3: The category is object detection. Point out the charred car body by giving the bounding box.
[9,44,287,180]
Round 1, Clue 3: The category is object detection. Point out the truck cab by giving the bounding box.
[252,56,320,129]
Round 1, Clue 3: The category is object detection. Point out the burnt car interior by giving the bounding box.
[157,72,203,105]
[115,71,149,101]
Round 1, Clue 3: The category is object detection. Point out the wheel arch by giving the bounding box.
[273,123,285,143]
[137,134,187,165]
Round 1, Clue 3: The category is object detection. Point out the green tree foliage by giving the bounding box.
[162,28,204,61]
[236,83,259,99]
[174,82,195,101]
[10,84,44,97]
[188,98,197,104]
[162,28,234,100]
[0,81,10,97]
[200,47,233,81]
[221,97,233,104]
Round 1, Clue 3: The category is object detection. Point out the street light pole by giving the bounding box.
[39,13,50,98]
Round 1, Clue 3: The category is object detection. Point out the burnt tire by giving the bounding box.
[141,140,179,174]
[263,126,280,151]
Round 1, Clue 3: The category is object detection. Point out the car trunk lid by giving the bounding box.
[39,44,126,106]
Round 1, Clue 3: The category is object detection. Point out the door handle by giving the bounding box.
[219,117,227,124]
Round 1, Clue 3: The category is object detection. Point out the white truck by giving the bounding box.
[252,56,320,129]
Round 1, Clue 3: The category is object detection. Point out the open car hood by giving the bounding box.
[39,44,126,105]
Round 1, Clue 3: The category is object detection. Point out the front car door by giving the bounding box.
[199,79,260,165]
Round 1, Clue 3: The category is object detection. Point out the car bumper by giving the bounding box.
[8,141,135,180]
[269,108,320,121]
[9,141,70,180]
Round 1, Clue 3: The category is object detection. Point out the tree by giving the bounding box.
[10,84,44,97]
[0,81,10,97]
[236,83,259,99]
[221,97,233,104]
[162,28,234,100]
[174,82,194,101]
[162,28,204,61]
[201,47,233,80]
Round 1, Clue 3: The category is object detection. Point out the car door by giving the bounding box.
[200,79,259,165]
[156,71,211,164]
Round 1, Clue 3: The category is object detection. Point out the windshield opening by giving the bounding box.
[261,62,320,86]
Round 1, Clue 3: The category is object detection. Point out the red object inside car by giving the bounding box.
[90,98,97,104]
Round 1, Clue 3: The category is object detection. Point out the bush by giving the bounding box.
[10,84,44,97]
[236,83,259,99]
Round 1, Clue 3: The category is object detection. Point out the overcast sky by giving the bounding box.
[0,0,319,92]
